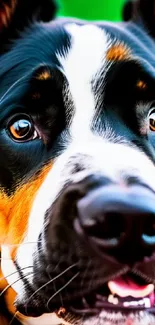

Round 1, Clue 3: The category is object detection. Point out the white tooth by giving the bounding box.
[113,297,119,305]
[124,299,149,308]
[144,298,151,308]
[108,294,119,305]
[131,301,138,306]
[108,282,154,298]
[139,299,144,305]
[128,301,136,306]
[124,301,139,307]
[124,302,130,307]
[112,298,117,305]
[108,294,113,303]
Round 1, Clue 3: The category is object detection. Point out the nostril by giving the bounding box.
[77,186,128,249]
[76,184,155,257]
[83,212,125,240]
[80,211,126,249]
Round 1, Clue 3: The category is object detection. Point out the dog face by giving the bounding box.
[2,1,155,324]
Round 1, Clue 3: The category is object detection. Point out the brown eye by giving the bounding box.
[149,112,155,132]
[8,115,39,142]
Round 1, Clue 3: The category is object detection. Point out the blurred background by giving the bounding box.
[57,0,127,21]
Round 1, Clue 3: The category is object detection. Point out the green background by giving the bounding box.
[57,0,126,21]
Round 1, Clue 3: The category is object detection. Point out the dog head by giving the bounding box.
[1,1,155,324]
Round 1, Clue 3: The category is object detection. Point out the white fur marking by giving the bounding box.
[58,24,108,139]
[1,245,24,294]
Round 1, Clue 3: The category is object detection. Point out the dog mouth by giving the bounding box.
[69,272,155,316]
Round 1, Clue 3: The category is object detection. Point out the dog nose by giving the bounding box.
[76,185,155,264]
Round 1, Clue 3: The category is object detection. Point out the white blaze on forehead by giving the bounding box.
[58,23,108,139]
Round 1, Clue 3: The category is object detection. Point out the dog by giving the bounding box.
[1,0,155,324]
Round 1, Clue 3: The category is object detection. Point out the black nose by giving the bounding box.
[76,185,155,264]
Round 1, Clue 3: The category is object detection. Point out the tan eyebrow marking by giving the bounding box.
[106,44,131,61]
[36,70,51,81]
[0,0,17,28]
[136,80,147,90]
[0,163,52,247]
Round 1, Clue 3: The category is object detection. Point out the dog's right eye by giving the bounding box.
[7,114,40,142]
[149,112,155,132]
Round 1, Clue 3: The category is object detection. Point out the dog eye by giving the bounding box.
[8,115,39,142]
[149,112,155,132]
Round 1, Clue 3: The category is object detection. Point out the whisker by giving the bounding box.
[9,311,18,325]
[0,273,33,297]
[0,266,33,282]
[25,263,77,308]
[3,241,42,247]
[47,272,79,310]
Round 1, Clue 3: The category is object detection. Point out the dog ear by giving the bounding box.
[0,0,57,53]
[123,0,155,38]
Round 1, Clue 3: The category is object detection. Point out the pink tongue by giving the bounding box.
[108,277,154,298]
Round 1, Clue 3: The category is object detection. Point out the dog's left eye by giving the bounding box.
[149,112,155,132]
[8,114,40,142]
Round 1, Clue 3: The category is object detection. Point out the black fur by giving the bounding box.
[1,1,155,324]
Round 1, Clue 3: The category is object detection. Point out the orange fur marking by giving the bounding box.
[0,268,16,318]
[0,194,9,242]
[36,71,51,81]
[106,44,131,61]
[0,268,8,291]
[5,287,16,315]
[0,163,52,247]
[8,163,52,247]
[0,314,10,325]
[136,80,147,90]
[0,163,52,318]
[0,0,17,28]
